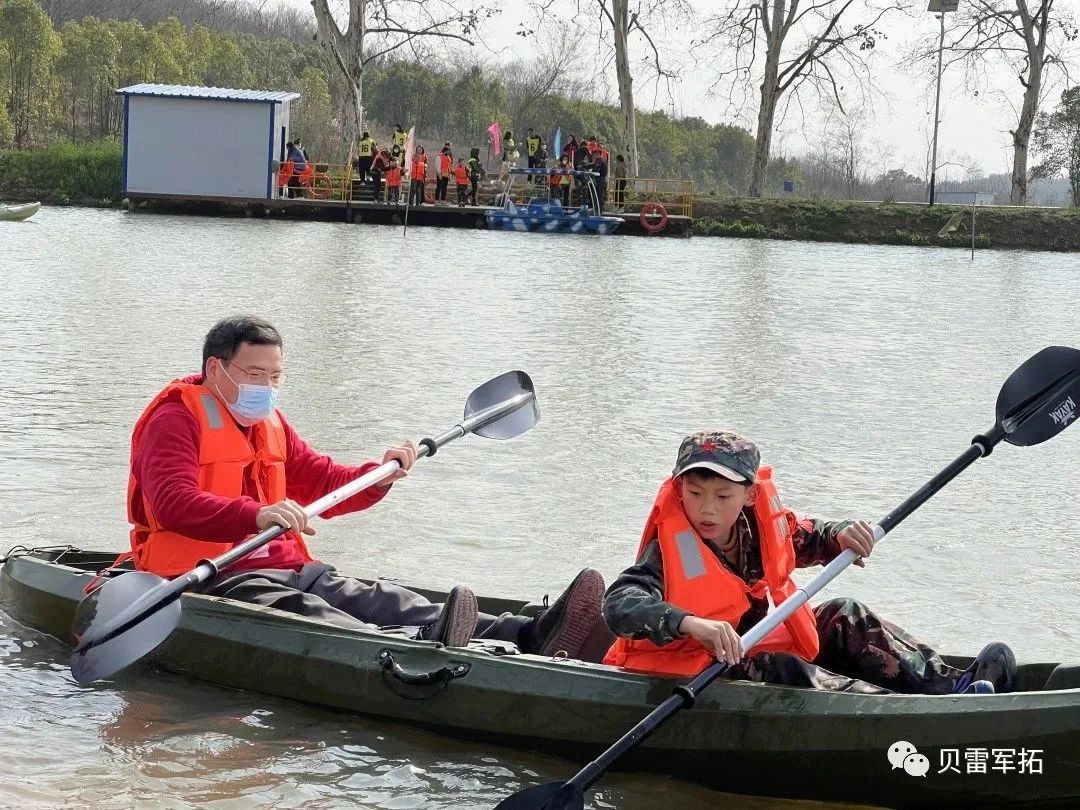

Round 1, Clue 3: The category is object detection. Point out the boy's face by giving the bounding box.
[679,473,756,542]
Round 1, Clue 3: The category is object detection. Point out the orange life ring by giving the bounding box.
[309,172,333,199]
[640,202,668,234]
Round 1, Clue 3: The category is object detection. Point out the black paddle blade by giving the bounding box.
[997,346,1080,447]
[495,781,584,810]
[465,370,539,439]
[70,571,182,684]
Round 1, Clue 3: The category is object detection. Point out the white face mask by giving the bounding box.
[216,364,279,425]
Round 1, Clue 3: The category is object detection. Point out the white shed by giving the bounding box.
[116,84,300,200]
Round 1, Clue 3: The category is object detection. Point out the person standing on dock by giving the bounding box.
[370,148,391,200]
[436,143,453,203]
[563,134,578,164]
[409,146,429,206]
[285,141,307,199]
[386,158,402,204]
[393,124,408,154]
[557,155,572,207]
[612,154,627,211]
[454,158,470,206]
[500,130,517,184]
[467,149,485,205]
[356,132,376,182]
[592,150,608,212]
[525,129,541,170]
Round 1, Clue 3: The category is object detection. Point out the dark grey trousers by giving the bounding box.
[196,562,530,644]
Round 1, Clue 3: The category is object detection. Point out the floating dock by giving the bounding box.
[124,193,693,238]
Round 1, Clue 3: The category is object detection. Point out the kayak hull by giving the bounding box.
[3,549,1078,808]
[0,201,41,222]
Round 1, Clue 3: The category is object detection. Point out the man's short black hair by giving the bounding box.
[202,315,282,374]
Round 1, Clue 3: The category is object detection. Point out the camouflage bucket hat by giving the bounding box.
[673,431,760,483]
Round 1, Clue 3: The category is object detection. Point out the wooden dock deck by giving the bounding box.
[124,193,693,238]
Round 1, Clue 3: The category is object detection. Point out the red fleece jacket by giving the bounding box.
[131,375,387,572]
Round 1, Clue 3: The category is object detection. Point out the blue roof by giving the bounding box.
[115,84,299,103]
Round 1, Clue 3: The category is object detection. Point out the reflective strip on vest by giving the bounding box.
[200,393,224,430]
[673,530,707,580]
[770,494,786,539]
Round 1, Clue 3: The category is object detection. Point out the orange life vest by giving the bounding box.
[454,164,470,185]
[126,381,312,577]
[411,157,427,179]
[386,166,402,187]
[439,153,453,176]
[604,467,820,677]
[277,160,294,187]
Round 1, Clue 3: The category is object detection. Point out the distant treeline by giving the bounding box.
[1,0,1072,204]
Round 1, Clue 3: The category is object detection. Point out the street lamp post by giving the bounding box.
[927,0,959,206]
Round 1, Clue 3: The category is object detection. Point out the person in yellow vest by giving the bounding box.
[356,131,376,181]
[525,129,542,187]
[393,124,408,152]
[603,431,1017,694]
[127,315,606,657]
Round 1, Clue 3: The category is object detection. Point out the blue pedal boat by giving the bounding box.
[485,167,622,235]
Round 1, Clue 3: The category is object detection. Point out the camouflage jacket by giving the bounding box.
[602,510,854,648]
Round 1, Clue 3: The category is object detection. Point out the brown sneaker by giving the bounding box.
[419,586,478,647]
[527,568,605,658]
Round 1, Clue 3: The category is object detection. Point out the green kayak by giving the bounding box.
[3,548,1078,809]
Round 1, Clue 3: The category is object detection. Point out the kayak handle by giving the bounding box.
[378,649,471,694]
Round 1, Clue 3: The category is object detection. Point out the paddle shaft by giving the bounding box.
[563,426,1004,795]
[75,390,535,654]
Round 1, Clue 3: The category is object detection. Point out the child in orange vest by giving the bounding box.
[454,158,470,206]
[385,159,402,204]
[602,431,1017,694]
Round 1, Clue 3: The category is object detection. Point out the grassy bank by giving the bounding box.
[0,142,122,206]
[693,197,1080,252]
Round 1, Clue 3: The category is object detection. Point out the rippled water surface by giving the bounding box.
[2,207,1078,807]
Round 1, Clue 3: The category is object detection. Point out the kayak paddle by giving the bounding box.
[496,345,1080,810]
[70,370,540,685]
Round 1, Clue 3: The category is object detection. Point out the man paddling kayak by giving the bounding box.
[602,431,1017,694]
[124,315,603,658]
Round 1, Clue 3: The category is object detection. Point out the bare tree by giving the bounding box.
[525,0,688,176]
[914,1,1078,205]
[695,0,898,198]
[504,23,585,125]
[310,0,493,145]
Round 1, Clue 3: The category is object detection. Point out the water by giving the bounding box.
[2,207,1078,808]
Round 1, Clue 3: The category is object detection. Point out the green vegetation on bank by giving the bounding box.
[0,140,121,203]
[694,197,1080,252]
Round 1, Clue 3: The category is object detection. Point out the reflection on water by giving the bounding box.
[2,206,1078,807]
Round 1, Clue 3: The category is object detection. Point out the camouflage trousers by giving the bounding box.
[724,597,965,695]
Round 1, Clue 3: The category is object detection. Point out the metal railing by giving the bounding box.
[273,162,694,217]
[274,161,354,201]
[608,178,694,218]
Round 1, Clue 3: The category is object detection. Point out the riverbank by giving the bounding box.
[0,142,122,207]
[694,197,1080,252]
[5,142,1080,250]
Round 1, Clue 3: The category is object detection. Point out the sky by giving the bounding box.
[283,0,1080,183]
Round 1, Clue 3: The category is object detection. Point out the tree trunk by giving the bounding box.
[748,29,782,197]
[1010,0,1049,206]
[612,0,639,176]
[1010,72,1041,205]
[312,0,366,147]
